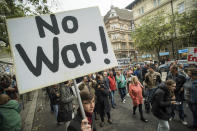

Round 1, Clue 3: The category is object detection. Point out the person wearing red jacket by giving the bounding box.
[108,71,117,108]
[129,76,148,122]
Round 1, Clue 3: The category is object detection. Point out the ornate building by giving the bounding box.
[104,6,135,60]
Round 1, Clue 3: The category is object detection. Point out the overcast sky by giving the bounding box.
[51,0,134,16]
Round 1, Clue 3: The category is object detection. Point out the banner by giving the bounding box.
[187,47,197,64]
[7,7,118,94]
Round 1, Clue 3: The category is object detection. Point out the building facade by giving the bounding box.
[104,6,136,60]
[126,0,197,61]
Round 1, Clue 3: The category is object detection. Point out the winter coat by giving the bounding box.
[95,82,110,114]
[108,76,116,91]
[134,69,142,82]
[151,84,172,121]
[166,73,186,101]
[50,87,61,105]
[129,82,143,106]
[116,75,127,89]
[0,100,21,131]
[67,110,97,131]
[145,71,161,89]
[59,84,74,112]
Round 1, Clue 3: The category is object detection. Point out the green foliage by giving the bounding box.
[0,0,51,53]
[176,10,197,46]
[131,11,172,60]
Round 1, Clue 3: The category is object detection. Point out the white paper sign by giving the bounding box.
[7,7,118,94]
[187,47,197,64]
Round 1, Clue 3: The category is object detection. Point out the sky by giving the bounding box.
[50,0,134,16]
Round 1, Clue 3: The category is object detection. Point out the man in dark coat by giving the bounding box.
[166,65,187,125]
[152,80,176,131]
[68,89,97,131]
[95,75,112,127]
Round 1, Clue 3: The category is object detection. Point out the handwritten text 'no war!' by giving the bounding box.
[15,14,110,77]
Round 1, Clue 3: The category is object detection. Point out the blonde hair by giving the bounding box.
[131,76,139,85]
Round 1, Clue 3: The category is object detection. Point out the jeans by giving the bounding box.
[189,103,197,127]
[53,104,59,119]
[171,102,185,120]
[145,88,156,112]
[118,87,126,101]
[157,119,170,131]
[110,90,116,106]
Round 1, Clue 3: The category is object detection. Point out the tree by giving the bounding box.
[176,10,197,47]
[0,0,50,54]
[131,11,172,62]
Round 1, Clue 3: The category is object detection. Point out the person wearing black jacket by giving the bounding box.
[95,75,112,127]
[152,80,176,131]
[166,65,187,125]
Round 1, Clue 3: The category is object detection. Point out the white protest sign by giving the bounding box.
[7,7,118,94]
[187,47,197,64]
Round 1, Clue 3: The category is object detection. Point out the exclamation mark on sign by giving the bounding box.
[99,26,110,64]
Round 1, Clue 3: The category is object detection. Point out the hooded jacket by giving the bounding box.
[151,84,172,120]
[0,100,21,131]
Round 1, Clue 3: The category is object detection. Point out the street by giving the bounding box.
[31,89,194,131]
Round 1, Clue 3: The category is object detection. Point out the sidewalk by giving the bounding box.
[20,91,38,131]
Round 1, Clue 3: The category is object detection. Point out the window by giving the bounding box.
[121,43,126,49]
[138,7,144,15]
[154,0,161,7]
[178,2,184,14]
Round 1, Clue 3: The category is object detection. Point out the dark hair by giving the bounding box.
[171,65,178,71]
[189,68,197,76]
[80,89,95,102]
[165,80,176,87]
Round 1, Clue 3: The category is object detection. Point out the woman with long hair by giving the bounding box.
[129,76,148,122]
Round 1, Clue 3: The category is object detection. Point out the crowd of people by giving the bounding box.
[0,61,197,131]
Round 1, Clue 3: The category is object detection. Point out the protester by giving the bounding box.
[108,71,117,108]
[58,81,74,128]
[166,65,188,125]
[129,76,148,122]
[68,89,97,131]
[116,71,127,103]
[152,80,176,131]
[184,68,197,129]
[95,75,112,127]
[0,94,21,131]
[50,84,61,123]
[134,64,143,83]
[144,64,161,113]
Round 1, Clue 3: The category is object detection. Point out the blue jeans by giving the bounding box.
[53,105,59,119]
[157,119,169,131]
[172,102,185,120]
[145,88,156,112]
[118,87,126,101]
[110,91,116,106]
[189,103,197,127]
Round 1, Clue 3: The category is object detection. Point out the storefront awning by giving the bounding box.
[159,52,169,56]
[178,49,188,54]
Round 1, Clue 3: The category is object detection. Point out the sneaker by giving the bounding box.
[181,120,188,125]
[123,99,126,103]
[100,122,104,127]
[169,117,174,121]
[141,118,148,123]
[108,119,112,124]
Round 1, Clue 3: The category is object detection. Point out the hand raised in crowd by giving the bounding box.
[81,118,91,131]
